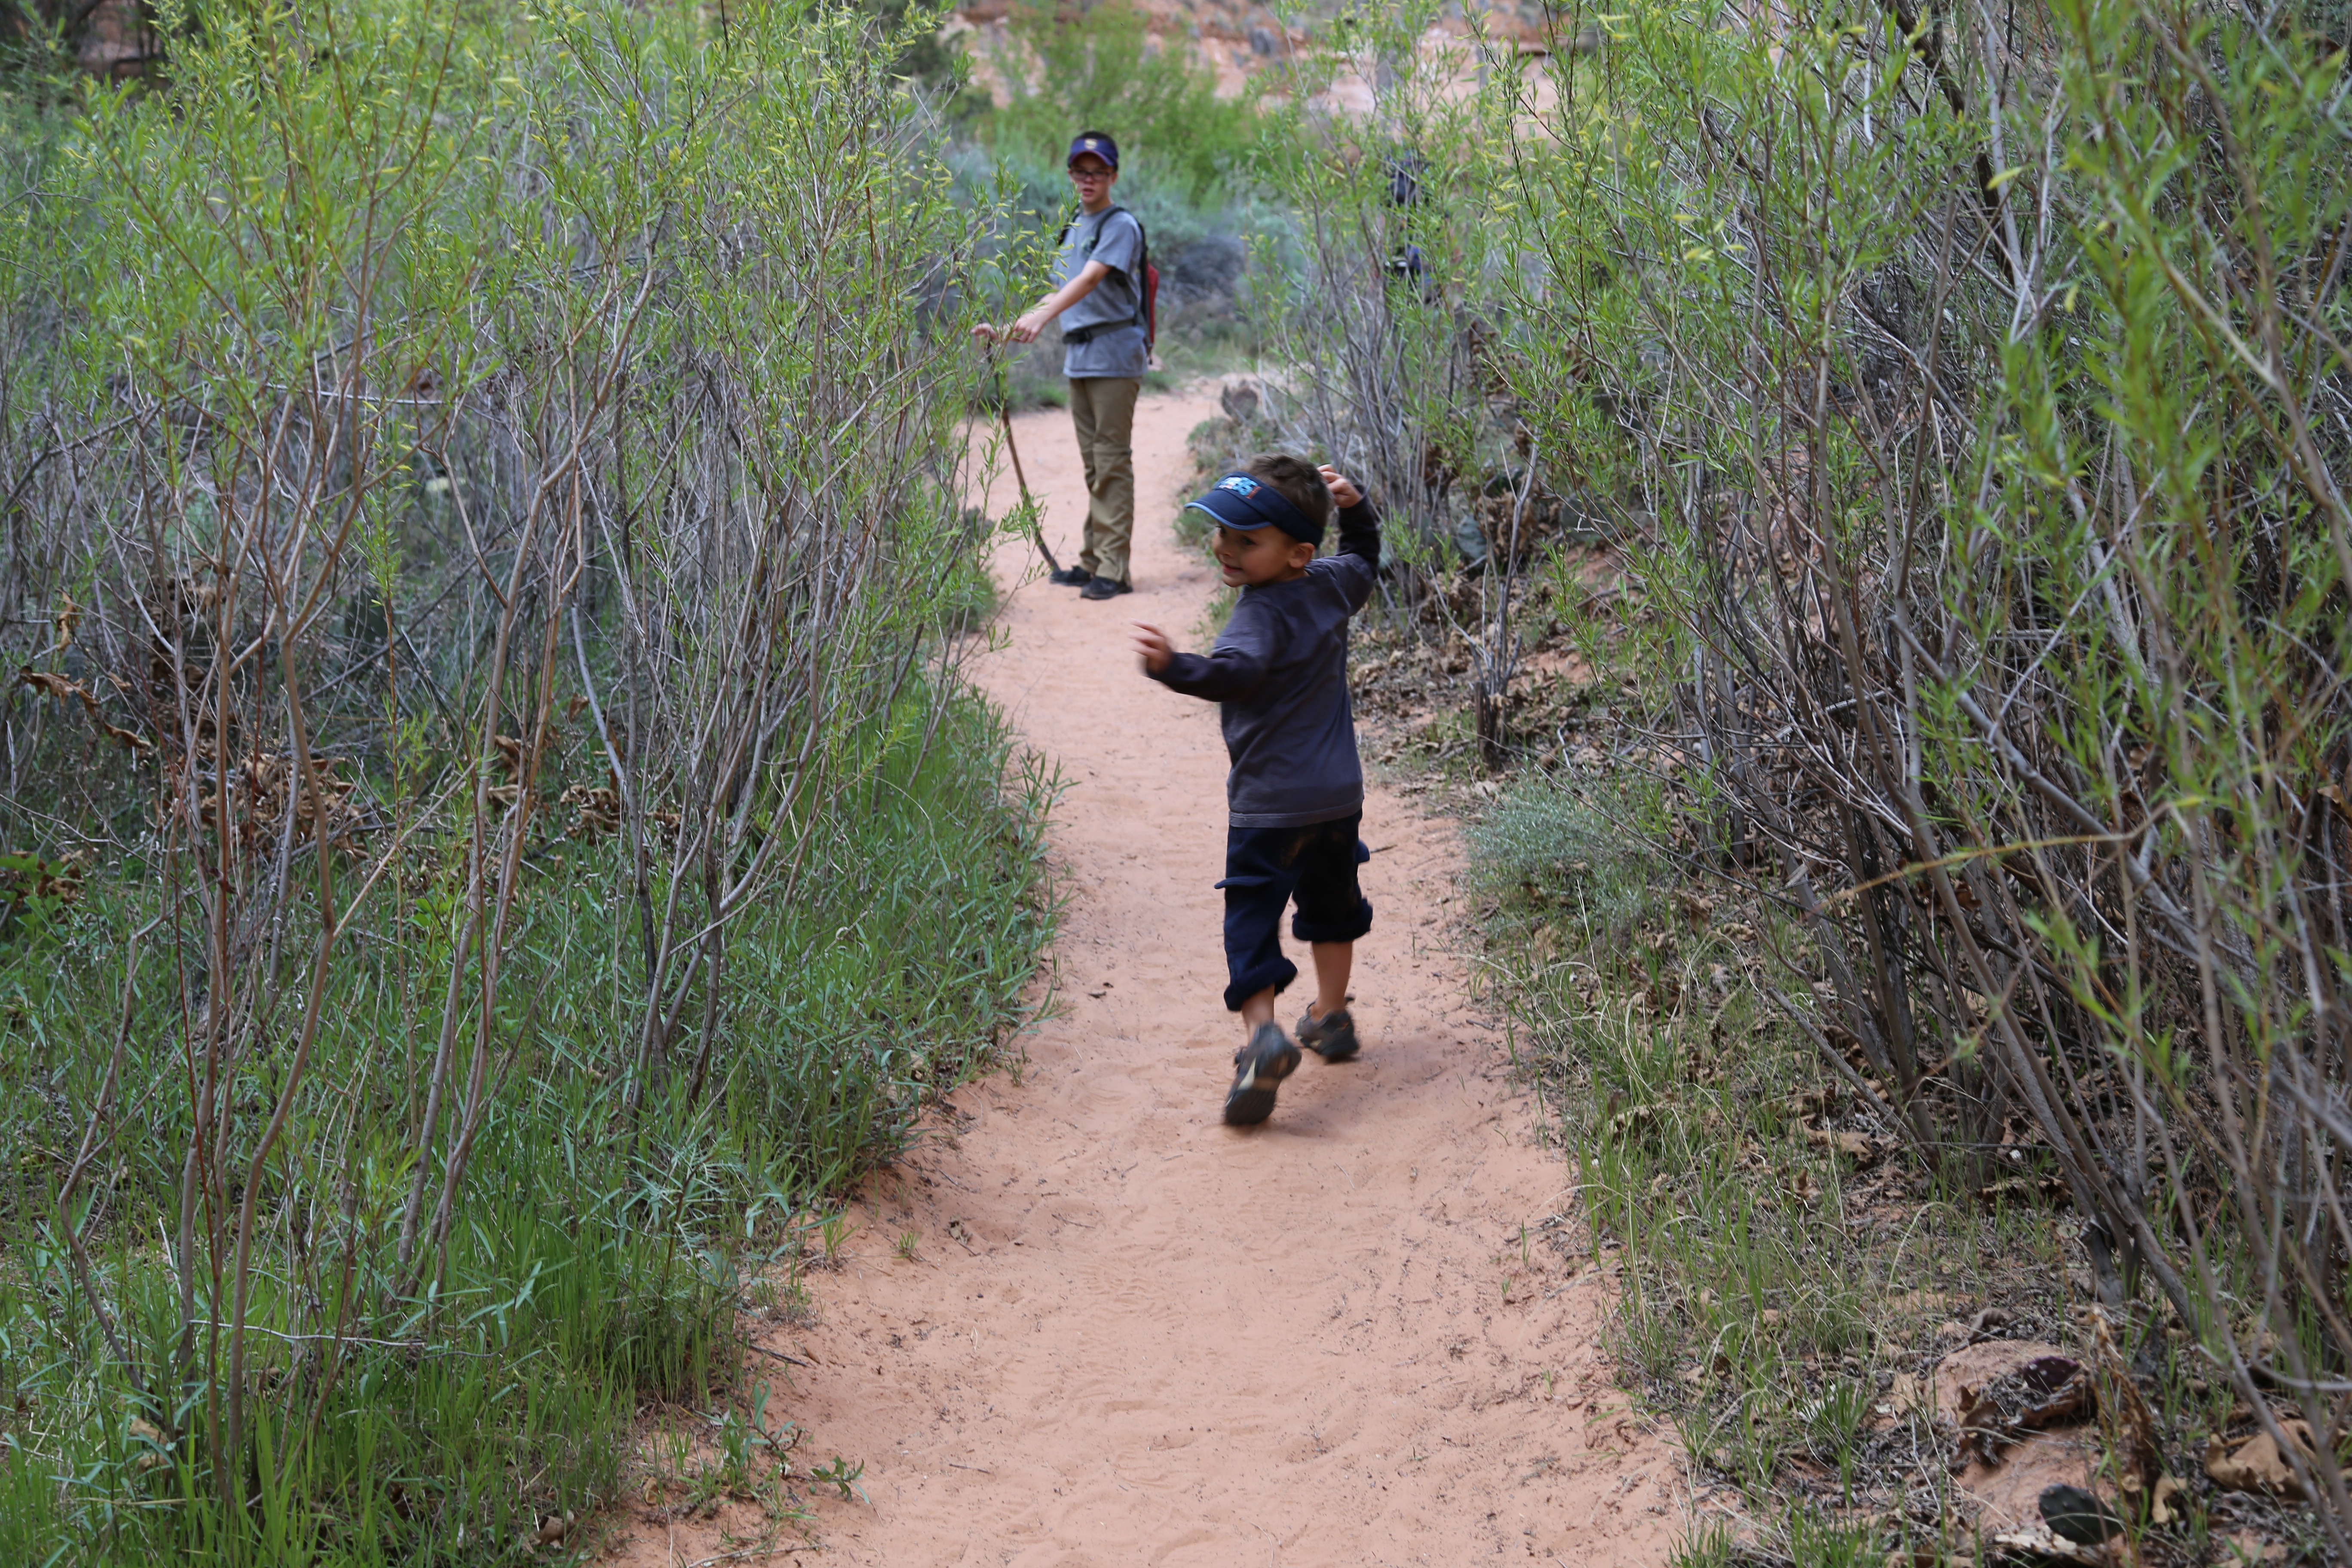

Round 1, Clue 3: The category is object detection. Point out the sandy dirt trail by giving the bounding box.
[616,389,1678,1567]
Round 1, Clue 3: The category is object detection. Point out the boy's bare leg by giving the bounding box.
[1237,940,1352,1037]
[1306,941,1353,1021]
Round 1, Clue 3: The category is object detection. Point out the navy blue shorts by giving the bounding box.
[1216,813,1374,1011]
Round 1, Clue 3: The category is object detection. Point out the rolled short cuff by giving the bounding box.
[1292,898,1373,946]
[1223,956,1298,1014]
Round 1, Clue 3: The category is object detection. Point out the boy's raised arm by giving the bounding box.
[1334,496,1380,562]
[1319,465,1379,567]
[1329,487,1381,618]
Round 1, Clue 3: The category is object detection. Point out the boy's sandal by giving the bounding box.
[1223,1022,1302,1126]
[1296,1005,1360,1063]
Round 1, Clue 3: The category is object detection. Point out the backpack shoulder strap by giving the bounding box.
[1102,205,1149,308]
[1104,205,1145,254]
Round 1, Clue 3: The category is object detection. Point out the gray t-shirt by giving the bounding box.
[1054,206,1147,380]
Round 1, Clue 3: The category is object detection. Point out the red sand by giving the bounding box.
[606,389,1680,1567]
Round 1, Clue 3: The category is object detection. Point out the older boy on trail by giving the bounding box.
[977,130,1148,601]
[1132,457,1382,1126]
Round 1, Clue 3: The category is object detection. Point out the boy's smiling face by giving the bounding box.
[1214,523,1314,588]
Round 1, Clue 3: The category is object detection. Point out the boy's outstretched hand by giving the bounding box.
[1131,622,1176,675]
[1320,465,1363,509]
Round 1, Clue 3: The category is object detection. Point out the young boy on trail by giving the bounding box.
[1130,457,1382,1126]
[981,129,1149,602]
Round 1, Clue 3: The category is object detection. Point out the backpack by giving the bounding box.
[1060,204,1159,349]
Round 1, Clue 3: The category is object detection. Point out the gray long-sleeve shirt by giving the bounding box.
[1149,500,1381,827]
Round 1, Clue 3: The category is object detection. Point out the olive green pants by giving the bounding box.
[1068,375,1140,586]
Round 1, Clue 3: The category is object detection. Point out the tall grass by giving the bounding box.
[0,689,1048,1562]
[0,0,1052,1558]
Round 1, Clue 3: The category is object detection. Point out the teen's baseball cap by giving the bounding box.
[1067,131,1120,169]
[1183,471,1322,546]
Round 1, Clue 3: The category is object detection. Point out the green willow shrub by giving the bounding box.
[984,0,1259,210]
[1250,0,1559,762]
[0,0,1051,1559]
[1251,0,1505,561]
[1496,0,2352,1545]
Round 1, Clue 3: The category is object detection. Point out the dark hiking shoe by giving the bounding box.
[1222,1022,1301,1127]
[1048,565,1093,586]
[1079,576,1132,600]
[1296,1006,1360,1063]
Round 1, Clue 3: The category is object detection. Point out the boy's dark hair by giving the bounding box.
[1242,453,1333,537]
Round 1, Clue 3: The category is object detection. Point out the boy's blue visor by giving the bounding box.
[1183,472,1323,546]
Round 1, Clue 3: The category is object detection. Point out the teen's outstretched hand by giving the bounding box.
[1130,622,1176,675]
[1320,466,1364,509]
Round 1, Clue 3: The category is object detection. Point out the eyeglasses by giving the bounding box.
[1067,166,1113,181]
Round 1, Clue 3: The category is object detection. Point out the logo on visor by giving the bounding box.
[1214,475,1261,498]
